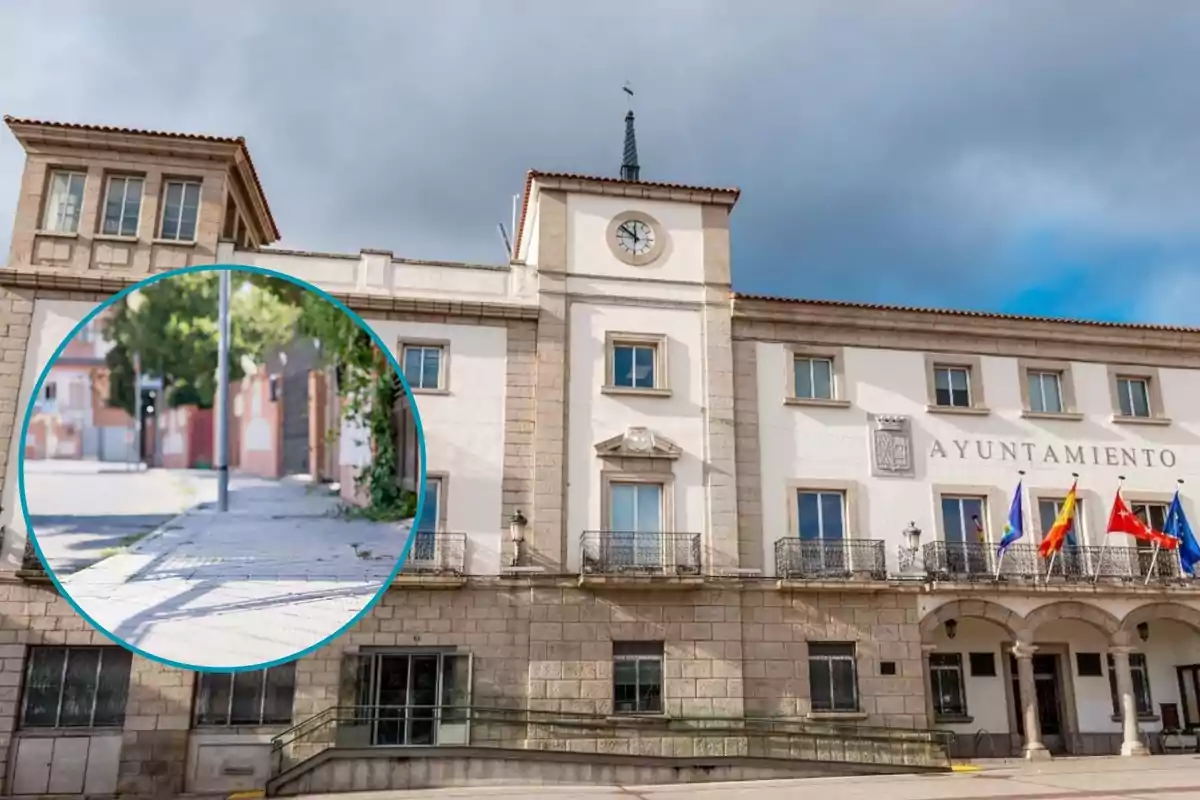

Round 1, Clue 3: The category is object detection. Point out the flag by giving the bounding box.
[1107,490,1178,550]
[997,481,1025,557]
[1163,491,1200,577]
[971,515,986,543]
[1038,480,1078,558]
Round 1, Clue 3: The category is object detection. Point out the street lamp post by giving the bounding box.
[216,269,231,512]
[132,351,142,470]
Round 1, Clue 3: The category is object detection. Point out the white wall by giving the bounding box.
[0,300,95,567]
[566,302,707,569]
[565,193,705,284]
[757,343,1200,573]
[359,318,508,576]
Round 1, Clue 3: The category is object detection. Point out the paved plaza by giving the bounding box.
[23,460,412,668]
[286,756,1200,800]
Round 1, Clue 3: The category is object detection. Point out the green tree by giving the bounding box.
[103,272,300,415]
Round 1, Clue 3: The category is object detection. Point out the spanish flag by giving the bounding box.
[1038,480,1078,558]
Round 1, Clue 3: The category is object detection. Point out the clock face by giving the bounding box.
[614,219,655,256]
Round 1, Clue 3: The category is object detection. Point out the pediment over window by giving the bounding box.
[594,427,681,460]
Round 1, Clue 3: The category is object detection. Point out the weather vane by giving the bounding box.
[623,81,634,110]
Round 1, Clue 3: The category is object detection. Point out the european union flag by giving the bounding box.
[997,480,1025,558]
[1163,490,1200,578]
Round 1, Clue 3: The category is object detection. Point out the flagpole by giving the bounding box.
[1175,479,1186,579]
[1093,475,1123,584]
[994,470,1025,582]
[1045,472,1079,582]
[1145,540,1162,586]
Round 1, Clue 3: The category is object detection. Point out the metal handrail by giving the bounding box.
[579,530,703,575]
[774,538,887,580]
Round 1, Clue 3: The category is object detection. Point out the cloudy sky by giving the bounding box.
[3,1,1200,325]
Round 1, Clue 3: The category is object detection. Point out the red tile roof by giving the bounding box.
[3,116,280,241]
[513,170,741,260]
[732,292,1200,334]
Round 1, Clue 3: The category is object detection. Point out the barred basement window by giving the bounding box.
[930,653,967,718]
[612,641,663,714]
[195,664,296,726]
[21,646,133,728]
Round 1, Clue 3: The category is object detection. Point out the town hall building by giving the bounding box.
[0,114,1197,797]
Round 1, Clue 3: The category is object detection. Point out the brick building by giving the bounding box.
[0,114,1198,797]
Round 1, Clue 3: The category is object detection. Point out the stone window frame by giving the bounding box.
[785,478,860,541]
[600,467,676,534]
[1107,365,1170,426]
[930,484,1006,547]
[806,641,863,718]
[784,344,850,409]
[1017,358,1083,421]
[602,331,672,398]
[399,338,451,395]
[419,472,450,533]
[1121,491,1174,556]
[1107,651,1157,722]
[19,645,133,730]
[97,171,146,240]
[39,167,89,236]
[924,354,989,416]
[155,176,204,244]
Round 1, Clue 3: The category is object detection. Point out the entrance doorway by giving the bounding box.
[1178,665,1200,731]
[1011,653,1067,753]
[354,651,472,747]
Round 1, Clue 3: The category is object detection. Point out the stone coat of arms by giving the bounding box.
[869,414,915,478]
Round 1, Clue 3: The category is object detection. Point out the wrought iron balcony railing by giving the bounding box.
[774,538,887,580]
[580,531,702,576]
[401,532,466,576]
[920,541,1192,584]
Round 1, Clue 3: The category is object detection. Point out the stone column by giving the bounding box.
[921,644,938,728]
[1013,642,1050,761]
[1111,646,1149,756]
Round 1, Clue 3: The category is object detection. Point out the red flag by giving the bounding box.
[1107,491,1178,550]
[1039,481,1078,558]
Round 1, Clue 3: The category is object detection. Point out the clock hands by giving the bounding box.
[617,222,640,245]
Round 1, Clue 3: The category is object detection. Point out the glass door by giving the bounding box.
[365,651,472,746]
[610,483,664,571]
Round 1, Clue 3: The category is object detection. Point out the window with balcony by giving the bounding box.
[402,344,445,391]
[195,664,296,726]
[808,642,859,713]
[939,495,989,574]
[609,481,664,570]
[21,646,132,728]
[159,180,202,242]
[411,476,443,565]
[101,175,144,237]
[42,171,87,234]
[612,641,663,714]
[930,653,968,719]
[1037,496,1086,576]
[1130,502,1170,574]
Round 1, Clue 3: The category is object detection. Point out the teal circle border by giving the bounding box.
[16,263,428,673]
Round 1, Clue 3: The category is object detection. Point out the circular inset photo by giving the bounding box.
[18,265,425,670]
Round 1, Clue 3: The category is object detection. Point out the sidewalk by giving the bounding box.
[59,474,411,669]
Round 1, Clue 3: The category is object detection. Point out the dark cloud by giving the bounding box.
[4,1,1200,323]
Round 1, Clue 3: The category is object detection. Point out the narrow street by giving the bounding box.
[22,460,412,668]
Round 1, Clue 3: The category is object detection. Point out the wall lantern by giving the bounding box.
[944,619,958,640]
[1137,622,1150,642]
[903,522,922,553]
[509,510,528,567]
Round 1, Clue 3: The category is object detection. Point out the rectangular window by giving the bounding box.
[930,653,967,718]
[21,646,132,729]
[1027,370,1064,414]
[941,495,987,545]
[610,482,662,534]
[44,383,57,402]
[159,180,202,241]
[1117,377,1152,418]
[1108,653,1153,717]
[1038,497,1084,548]
[195,664,296,726]
[808,642,858,713]
[794,357,834,400]
[42,171,87,233]
[101,175,143,237]
[402,345,444,391]
[969,652,997,677]
[933,366,972,408]
[612,641,663,714]
[612,342,657,389]
[797,490,845,541]
[1076,653,1104,677]
[412,476,442,562]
